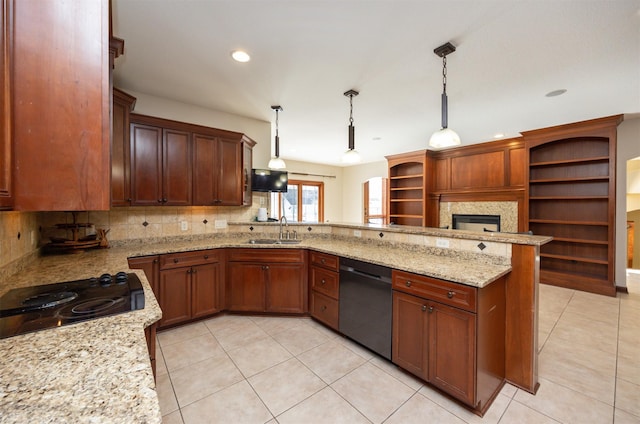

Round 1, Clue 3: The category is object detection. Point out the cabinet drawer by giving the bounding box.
[310,267,339,299]
[159,249,219,270]
[392,270,477,312]
[227,248,304,263]
[310,291,339,330]
[309,251,339,272]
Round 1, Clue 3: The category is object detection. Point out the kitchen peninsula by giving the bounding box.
[0,223,550,421]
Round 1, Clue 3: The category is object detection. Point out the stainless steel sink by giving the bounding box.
[247,239,302,245]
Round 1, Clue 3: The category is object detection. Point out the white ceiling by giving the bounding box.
[112,0,640,167]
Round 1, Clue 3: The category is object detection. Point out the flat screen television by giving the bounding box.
[251,169,288,192]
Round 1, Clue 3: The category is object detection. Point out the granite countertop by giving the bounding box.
[0,231,515,423]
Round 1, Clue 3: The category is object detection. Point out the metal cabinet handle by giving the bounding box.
[158,199,163,203]
[192,269,197,274]
[447,291,454,299]
[428,306,434,313]
[321,306,327,311]
[321,258,326,264]
[173,258,179,263]
[321,279,326,285]
[204,255,209,259]
[153,259,158,264]
[405,281,411,287]
[421,305,427,312]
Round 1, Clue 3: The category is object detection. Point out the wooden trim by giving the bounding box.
[616,286,629,294]
[0,0,13,209]
[505,244,539,393]
[274,179,325,223]
[130,113,251,142]
[521,114,623,147]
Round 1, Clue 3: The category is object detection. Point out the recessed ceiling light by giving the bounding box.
[545,89,567,97]
[494,133,505,139]
[231,50,250,62]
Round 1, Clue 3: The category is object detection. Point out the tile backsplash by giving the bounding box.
[38,200,268,246]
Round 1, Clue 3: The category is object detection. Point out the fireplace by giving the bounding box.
[452,214,500,232]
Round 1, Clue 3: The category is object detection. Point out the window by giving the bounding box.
[364,177,387,224]
[270,180,324,222]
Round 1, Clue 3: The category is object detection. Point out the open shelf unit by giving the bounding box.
[386,150,428,226]
[523,115,623,296]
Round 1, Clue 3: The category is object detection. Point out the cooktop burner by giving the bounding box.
[0,272,145,339]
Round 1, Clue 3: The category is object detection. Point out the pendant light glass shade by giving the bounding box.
[268,157,286,169]
[429,127,461,148]
[269,106,286,169]
[429,42,461,149]
[342,90,361,164]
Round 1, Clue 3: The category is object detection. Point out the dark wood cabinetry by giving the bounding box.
[193,134,243,205]
[158,250,222,328]
[523,115,622,296]
[111,88,136,206]
[10,0,110,211]
[386,150,428,226]
[130,120,192,206]
[227,249,307,313]
[0,0,12,210]
[392,270,505,415]
[309,251,340,329]
[125,114,255,207]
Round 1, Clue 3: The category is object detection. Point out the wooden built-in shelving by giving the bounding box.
[523,114,623,296]
[386,150,428,226]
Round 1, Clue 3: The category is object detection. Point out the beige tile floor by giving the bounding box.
[157,271,640,424]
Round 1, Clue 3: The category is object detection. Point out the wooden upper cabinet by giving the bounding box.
[192,134,242,206]
[130,123,163,206]
[162,129,192,206]
[12,0,110,211]
[0,0,12,210]
[124,113,255,207]
[111,88,136,206]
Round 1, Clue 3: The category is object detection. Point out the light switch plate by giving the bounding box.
[180,221,188,231]
[354,230,362,237]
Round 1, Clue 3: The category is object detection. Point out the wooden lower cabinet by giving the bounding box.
[308,251,340,330]
[227,249,307,313]
[392,270,505,415]
[144,323,157,380]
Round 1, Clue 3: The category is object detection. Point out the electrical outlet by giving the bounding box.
[214,219,227,229]
[436,238,450,248]
[353,230,362,237]
[180,221,188,231]
[260,197,265,206]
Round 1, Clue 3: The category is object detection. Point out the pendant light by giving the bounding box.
[342,89,361,164]
[268,105,286,170]
[429,42,461,149]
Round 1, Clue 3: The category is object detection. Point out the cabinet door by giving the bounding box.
[392,291,428,380]
[159,267,191,327]
[0,0,11,210]
[131,123,163,206]
[111,88,136,206]
[266,263,306,313]
[217,138,242,205]
[191,263,221,319]
[127,255,159,296]
[227,262,265,312]
[192,133,218,205]
[163,129,192,206]
[428,301,476,405]
[12,0,110,211]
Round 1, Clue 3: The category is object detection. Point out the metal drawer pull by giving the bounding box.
[321,279,326,285]
[173,258,179,263]
[429,306,434,313]
[321,258,326,264]
[421,305,427,311]
[405,281,411,287]
[204,255,209,259]
[447,291,454,298]
[321,306,327,311]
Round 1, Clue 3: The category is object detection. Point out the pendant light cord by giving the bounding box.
[442,55,447,95]
[349,94,354,125]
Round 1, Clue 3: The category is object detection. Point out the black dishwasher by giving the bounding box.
[339,257,392,359]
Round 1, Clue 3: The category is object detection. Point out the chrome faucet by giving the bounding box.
[279,216,288,239]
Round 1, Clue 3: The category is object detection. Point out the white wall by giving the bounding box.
[616,116,640,287]
[341,161,388,223]
[124,90,273,168]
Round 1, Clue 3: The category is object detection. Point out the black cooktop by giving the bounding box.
[0,272,145,339]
